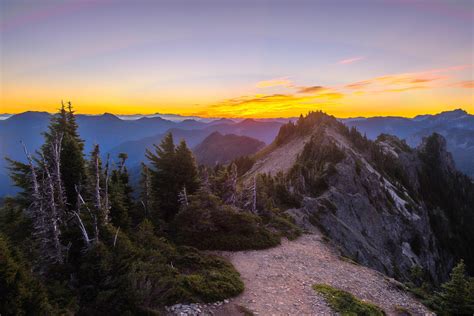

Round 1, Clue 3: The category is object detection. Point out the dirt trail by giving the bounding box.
[207,232,432,316]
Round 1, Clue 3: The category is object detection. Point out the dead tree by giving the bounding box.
[103,154,110,224]
[252,175,257,213]
[92,145,102,213]
[241,175,258,213]
[226,163,238,206]
[178,186,189,207]
[22,142,64,270]
[40,153,64,264]
[140,163,151,216]
[50,132,66,213]
[74,185,93,247]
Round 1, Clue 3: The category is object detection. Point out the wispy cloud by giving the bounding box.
[338,57,364,65]
[297,86,327,94]
[453,80,474,88]
[345,65,471,94]
[256,77,293,88]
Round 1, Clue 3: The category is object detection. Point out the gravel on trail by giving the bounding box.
[168,232,433,316]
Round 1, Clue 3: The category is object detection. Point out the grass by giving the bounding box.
[313,284,385,316]
[394,305,412,316]
[236,304,255,316]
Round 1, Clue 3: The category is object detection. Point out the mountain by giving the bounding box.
[194,132,265,166]
[204,118,283,144]
[108,128,212,166]
[245,112,474,282]
[108,119,283,166]
[344,109,474,178]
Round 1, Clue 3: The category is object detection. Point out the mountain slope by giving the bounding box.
[245,112,474,283]
[194,132,265,166]
[344,109,474,178]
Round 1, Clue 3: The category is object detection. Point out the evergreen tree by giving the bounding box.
[436,260,473,314]
[108,154,133,230]
[145,133,177,221]
[175,139,199,195]
[0,233,54,315]
[43,102,86,209]
[145,134,199,221]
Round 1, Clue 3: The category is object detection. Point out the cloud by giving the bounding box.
[344,65,471,94]
[338,57,364,65]
[256,77,293,88]
[204,89,343,117]
[297,86,327,94]
[453,80,474,88]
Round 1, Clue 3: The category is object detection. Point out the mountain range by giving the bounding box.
[343,109,474,178]
[0,109,472,197]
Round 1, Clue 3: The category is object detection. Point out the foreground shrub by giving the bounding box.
[173,191,280,251]
[313,284,385,316]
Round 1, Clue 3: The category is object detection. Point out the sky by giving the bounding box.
[0,0,473,118]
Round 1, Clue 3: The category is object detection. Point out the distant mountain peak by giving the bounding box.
[414,108,469,121]
[101,112,120,120]
[239,118,257,124]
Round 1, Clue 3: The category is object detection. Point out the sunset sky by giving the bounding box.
[1,0,473,118]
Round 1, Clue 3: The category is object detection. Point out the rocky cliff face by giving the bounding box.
[244,112,474,283]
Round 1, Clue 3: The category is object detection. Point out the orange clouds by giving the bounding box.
[345,65,472,94]
[454,80,474,88]
[200,84,344,117]
[196,64,472,118]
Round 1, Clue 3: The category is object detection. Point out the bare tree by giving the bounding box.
[50,132,66,213]
[40,152,63,264]
[140,163,151,216]
[226,163,238,206]
[252,175,257,213]
[103,154,110,224]
[178,186,189,207]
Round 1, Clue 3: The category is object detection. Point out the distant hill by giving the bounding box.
[343,109,474,178]
[194,132,265,166]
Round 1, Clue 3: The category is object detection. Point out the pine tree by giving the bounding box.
[145,133,177,221]
[108,154,133,230]
[437,260,473,314]
[175,139,199,195]
[43,102,86,209]
[145,134,199,221]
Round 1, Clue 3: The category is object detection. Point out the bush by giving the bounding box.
[0,234,55,315]
[313,284,385,316]
[267,215,302,241]
[173,191,280,251]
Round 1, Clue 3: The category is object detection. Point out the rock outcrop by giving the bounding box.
[244,112,474,283]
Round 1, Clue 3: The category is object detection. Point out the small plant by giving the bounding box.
[313,284,385,316]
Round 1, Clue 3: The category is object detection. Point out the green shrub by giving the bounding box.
[0,234,55,315]
[173,191,280,251]
[313,284,385,316]
[267,215,302,240]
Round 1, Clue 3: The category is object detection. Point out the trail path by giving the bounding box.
[205,232,432,316]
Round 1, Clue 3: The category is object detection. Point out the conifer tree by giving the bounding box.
[108,154,133,230]
[43,102,86,209]
[145,133,177,221]
[175,139,199,194]
[436,260,473,314]
[145,133,199,221]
